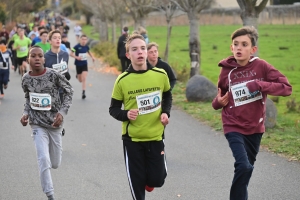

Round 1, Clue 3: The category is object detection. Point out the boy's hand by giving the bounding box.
[246,80,260,93]
[76,56,82,61]
[52,113,63,128]
[127,109,139,120]
[217,88,229,107]
[92,57,95,62]
[160,113,169,126]
[20,115,29,126]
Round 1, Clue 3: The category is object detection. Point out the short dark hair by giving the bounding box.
[40,31,49,36]
[0,40,6,45]
[28,45,44,58]
[38,26,45,31]
[80,34,87,38]
[231,26,258,47]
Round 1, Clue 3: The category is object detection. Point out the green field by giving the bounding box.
[83,24,300,160]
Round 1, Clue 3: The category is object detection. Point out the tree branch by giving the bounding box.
[255,0,269,14]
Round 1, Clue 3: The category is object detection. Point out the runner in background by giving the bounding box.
[13,28,31,76]
[0,26,9,44]
[36,31,51,53]
[31,26,46,46]
[73,23,82,41]
[61,34,71,54]
[45,30,71,83]
[0,40,12,99]
[70,34,94,99]
[147,42,176,89]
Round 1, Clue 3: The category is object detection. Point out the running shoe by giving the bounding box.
[145,185,154,192]
[47,195,55,200]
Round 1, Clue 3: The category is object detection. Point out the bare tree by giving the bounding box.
[122,0,155,29]
[237,0,268,56]
[2,0,46,22]
[81,0,109,41]
[173,0,214,77]
[237,0,269,28]
[153,0,183,62]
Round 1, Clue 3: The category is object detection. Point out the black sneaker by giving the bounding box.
[82,93,86,99]
[62,128,65,136]
[47,195,55,200]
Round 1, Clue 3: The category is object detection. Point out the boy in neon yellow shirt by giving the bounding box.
[13,28,31,76]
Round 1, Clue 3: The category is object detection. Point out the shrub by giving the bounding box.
[171,62,189,82]
[92,42,120,71]
[286,98,299,112]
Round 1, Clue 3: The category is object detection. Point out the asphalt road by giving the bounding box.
[0,21,299,200]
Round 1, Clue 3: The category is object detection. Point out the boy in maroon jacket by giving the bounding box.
[212,26,292,200]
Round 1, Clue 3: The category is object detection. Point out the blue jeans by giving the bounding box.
[225,132,263,200]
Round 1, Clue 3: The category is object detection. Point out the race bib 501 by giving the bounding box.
[136,91,161,115]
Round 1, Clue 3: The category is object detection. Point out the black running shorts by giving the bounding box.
[75,65,88,74]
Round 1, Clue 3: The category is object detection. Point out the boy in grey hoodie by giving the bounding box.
[21,46,73,200]
[44,30,70,80]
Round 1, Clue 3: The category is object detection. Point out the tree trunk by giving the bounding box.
[241,15,259,56]
[187,11,200,78]
[111,21,116,44]
[98,18,108,42]
[85,14,92,25]
[241,15,258,29]
[135,16,146,30]
[164,20,172,63]
[120,14,125,35]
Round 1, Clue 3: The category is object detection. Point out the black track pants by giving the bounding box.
[123,140,167,200]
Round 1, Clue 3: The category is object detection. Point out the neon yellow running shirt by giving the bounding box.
[112,67,170,142]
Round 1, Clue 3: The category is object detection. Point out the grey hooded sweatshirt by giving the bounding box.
[44,49,70,78]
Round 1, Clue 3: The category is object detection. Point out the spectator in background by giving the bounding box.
[138,26,149,44]
[117,26,131,72]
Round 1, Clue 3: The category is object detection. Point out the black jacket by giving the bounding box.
[117,34,127,58]
[149,57,177,89]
